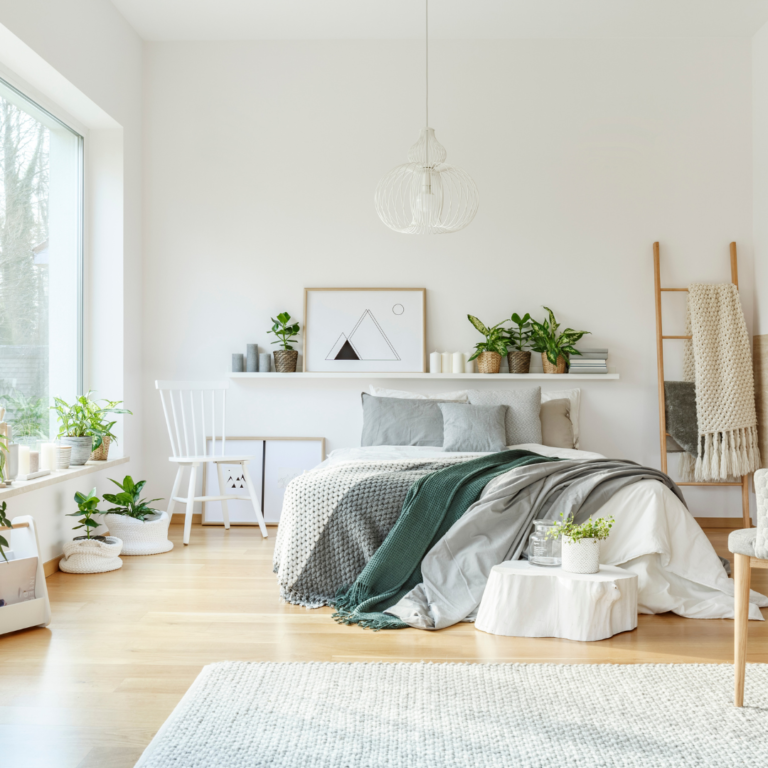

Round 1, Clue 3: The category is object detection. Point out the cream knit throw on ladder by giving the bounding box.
[679,283,761,482]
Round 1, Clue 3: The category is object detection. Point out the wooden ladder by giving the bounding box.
[653,241,751,529]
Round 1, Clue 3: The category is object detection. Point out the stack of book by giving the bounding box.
[569,348,608,374]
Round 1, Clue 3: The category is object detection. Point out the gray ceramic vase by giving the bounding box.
[59,436,93,466]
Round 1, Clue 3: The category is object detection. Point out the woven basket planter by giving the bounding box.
[541,353,567,374]
[104,511,174,556]
[274,350,299,373]
[561,537,600,574]
[58,436,93,466]
[476,351,502,374]
[59,536,123,574]
[507,350,531,374]
[89,436,110,462]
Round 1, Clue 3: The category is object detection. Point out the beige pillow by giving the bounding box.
[368,385,469,402]
[540,398,575,449]
[541,388,581,448]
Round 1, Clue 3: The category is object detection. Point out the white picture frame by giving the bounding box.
[304,288,426,373]
[202,437,325,525]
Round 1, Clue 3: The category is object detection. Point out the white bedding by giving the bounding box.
[318,444,768,621]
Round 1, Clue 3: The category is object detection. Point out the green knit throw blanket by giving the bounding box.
[331,449,559,630]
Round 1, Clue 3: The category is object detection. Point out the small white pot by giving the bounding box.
[561,537,600,574]
[59,536,123,574]
[103,511,174,556]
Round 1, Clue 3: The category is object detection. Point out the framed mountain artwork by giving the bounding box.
[303,288,426,373]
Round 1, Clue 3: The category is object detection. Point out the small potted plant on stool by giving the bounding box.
[467,315,509,374]
[101,476,172,556]
[59,488,123,574]
[546,513,615,574]
[269,312,301,373]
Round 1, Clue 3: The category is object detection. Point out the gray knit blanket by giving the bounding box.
[273,456,471,607]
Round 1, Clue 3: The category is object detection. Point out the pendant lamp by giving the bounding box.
[375,0,479,235]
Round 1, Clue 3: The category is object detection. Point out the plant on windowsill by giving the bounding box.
[546,513,615,574]
[504,312,533,374]
[59,488,123,574]
[268,312,301,373]
[101,476,173,556]
[467,315,508,374]
[529,307,590,374]
[51,393,132,465]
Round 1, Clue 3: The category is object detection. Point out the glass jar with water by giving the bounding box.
[529,520,561,567]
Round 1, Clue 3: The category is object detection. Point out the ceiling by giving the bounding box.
[110,0,768,42]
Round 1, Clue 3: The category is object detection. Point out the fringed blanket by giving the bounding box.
[273,455,472,607]
[680,283,761,481]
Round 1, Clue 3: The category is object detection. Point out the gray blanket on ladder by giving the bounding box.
[664,381,697,456]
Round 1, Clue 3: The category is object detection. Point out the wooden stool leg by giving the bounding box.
[734,553,751,707]
[215,463,231,530]
[742,474,752,529]
[184,464,198,547]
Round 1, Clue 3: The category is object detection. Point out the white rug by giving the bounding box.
[135,662,768,768]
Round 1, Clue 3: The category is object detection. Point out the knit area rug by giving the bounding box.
[135,662,768,768]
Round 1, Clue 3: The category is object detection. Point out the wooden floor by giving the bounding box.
[1,524,766,768]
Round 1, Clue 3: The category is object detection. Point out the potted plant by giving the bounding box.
[87,398,128,461]
[269,312,301,373]
[546,513,615,574]
[51,392,132,465]
[467,315,508,374]
[101,476,173,555]
[529,307,590,374]
[0,501,11,561]
[505,312,533,374]
[59,488,123,574]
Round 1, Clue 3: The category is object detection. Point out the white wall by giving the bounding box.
[143,38,754,520]
[754,22,768,336]
[0,0,143,561]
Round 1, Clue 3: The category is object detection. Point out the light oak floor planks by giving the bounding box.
[0,524,766,768]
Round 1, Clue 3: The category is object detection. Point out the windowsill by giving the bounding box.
[0,457,130,501]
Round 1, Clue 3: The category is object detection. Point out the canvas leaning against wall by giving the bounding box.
[304,288,426,373]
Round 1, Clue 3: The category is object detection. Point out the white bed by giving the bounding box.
[315,444,768,621]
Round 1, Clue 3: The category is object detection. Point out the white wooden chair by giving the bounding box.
[155,381,267,546]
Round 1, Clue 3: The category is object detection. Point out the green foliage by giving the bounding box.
[529,307,590,366]
[268,312,301,351]
[505,312,532,352]
[51,392,132,451]
[0,501,10,562]
[545,512,615,542]
[467,315,509,361]
[102,475,162,522]
[4,391,48,438]
[67,487,101,540]
[0,432,6,482]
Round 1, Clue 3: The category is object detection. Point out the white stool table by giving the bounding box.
[475,560,638,642]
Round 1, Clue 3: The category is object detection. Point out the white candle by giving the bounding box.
[40,443,56,471]
[452,352,464,373]
[441,352,451,374]
[18,445,30,477]
[465,354,475,373]
[429,351,442,374]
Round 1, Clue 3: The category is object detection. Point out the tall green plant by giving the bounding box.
[467,315,509,361]
[51,392,131,451]
[268,312,301,351]
[0,501,11,561]
[102,476,161,522]
[67,488,101,540]
[505,312,532,352]
[529,307,590,367]
[4,392,47,438]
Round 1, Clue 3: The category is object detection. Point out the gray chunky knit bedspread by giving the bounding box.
[273,456,470,607]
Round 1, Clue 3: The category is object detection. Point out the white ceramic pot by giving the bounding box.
[58,436,93,466]
[561,537,600,574]
[104,511,173,556]
[59,536,123,574]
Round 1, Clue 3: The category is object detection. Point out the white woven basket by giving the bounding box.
[59,536,123,574]
[561,537,600,574]
[104,511,174,556]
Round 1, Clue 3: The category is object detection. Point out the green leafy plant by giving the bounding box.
[102,476,162,521]
[505,312,533,352]
[546,513,615,542]
[68,487,103,540]
[0,433,6,483]
[268,312,301,351]
[3,392,48,438]
[0,501,11,562]
[529,307,590,367]
[51,392,132,451]
[467,315,509,361]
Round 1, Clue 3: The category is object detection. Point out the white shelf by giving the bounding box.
[230,371,620,381]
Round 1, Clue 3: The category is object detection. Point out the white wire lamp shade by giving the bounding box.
[375,127,479,235]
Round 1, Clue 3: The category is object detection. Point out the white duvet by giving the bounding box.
[318,444,768,621]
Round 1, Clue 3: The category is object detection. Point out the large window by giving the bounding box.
[0,77,83,444]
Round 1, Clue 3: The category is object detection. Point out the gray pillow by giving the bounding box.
[360,393,447,447]
[467,387,542,445]
[438,403,507,453]
[540,398,574,449]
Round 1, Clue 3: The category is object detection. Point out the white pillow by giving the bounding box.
[368,385,469,403]
[541,388,581,449]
